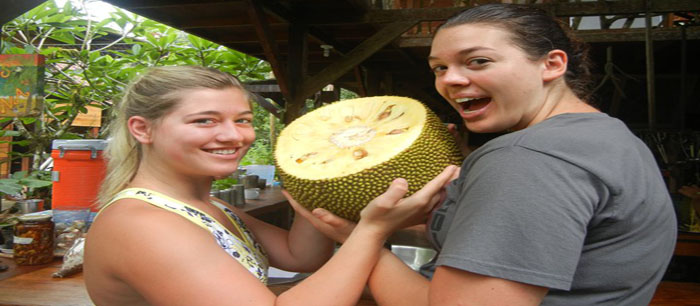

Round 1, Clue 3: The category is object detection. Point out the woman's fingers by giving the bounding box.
[283,190,310,215]
[310,208,356,243]
[284,190,329,227]
[371,178,410,209]
[312,208,350,228]
[283,189,355,243]
[410,165,459,201]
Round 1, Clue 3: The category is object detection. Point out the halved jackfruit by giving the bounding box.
[275,96,463,221]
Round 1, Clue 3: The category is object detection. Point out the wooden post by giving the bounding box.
[679,25,687,129]
[644,0,656,130]
[269,112,276,148]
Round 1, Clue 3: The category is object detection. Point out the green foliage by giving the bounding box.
[340,88,359,100]
[241,100,283,166]
[241,141,275,166]
[0,0,273,178]
[0,170,52,196]
[212,177,238,191]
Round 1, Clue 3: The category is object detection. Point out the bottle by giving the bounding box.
[13,214,55,265]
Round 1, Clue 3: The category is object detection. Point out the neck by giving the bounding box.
[519,80,599,130]
[128,162,213,206]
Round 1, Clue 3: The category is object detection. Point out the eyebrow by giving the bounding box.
[185,110,253,118]
[427,46,495,61]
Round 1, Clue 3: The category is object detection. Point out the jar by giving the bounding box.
[13,214,54,265]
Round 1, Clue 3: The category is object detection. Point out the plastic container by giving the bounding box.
[242,165,275,186]
[13,214,55,265]
[51,139,107,212]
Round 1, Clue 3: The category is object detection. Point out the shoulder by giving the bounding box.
[84,199,275,304]
[468,113,643,174]
[85,198,213,272]
[90,198,187,240]
[519,113,638,152]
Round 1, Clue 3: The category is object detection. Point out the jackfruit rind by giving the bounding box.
[275,96,464,221]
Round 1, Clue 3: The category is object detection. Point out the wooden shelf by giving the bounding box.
[675,232,700,257]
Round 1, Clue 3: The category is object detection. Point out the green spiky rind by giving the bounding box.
[277,101,464,222]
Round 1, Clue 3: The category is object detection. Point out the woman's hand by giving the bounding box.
[289,165,459,243]
[357,165,459,240]
[285,190,356,243]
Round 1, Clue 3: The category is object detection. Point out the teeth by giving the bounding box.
[455,97,478,104]
[210,149,237,155]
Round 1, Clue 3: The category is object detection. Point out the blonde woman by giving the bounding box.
[83,65,457,305]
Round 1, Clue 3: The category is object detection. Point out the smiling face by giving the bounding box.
[429,23,549,133]
[144,87,255,179]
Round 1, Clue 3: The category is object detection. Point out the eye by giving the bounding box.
[236,118,252,124]
[193,118,215,125]
[467,58,491,67]
[430,65,447,74]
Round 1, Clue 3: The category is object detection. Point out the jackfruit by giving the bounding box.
[275,96,463,221]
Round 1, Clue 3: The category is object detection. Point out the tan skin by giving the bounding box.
[83,86,459,306]
[294,24,601,305]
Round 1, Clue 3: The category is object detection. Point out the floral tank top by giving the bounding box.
[101,188,269,283]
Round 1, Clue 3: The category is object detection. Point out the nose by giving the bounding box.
[439,66,471,87]
[215,121,246,143]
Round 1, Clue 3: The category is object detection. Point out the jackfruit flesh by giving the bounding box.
[275,96,463,221]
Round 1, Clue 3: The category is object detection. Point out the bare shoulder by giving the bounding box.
[85,197,207,271]
[84,198,275,305]
[84,198,186,304]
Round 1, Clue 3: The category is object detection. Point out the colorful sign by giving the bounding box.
[0,54,45,117]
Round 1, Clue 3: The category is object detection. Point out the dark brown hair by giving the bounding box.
[438,3,594,101]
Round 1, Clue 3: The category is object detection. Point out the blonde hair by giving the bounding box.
[97,66,250,207]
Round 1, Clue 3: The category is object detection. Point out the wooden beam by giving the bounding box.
[177,18,253,29]
[365,69,382,96]
[644,5,656,130]
[1,0,46,25]
[284,22,308,124]
[245,0,291,101]
[397,27,700,47]
[103,0,228,10]
[257,0,352,54]
[248,91,282,117]
[575,27,700,42]
[366,0,700,22]
[354,66,367,97]
[299,21,418,101]
[345,0,374,12]
[287,22,308,95]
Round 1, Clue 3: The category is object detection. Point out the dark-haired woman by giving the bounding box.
[300,3,677,305]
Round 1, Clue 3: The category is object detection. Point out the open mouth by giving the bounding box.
[455,97,491,114]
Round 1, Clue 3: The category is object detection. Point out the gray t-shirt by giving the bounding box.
[424,113,676,305]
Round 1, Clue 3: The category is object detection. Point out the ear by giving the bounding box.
[127,116,154,144]
[541,49,568,82]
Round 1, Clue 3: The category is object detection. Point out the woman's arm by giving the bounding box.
[295,166,548,306]
[87,176,446,306]
[235,205,335,272]
[299,214,548,306]
[279,166,458,305]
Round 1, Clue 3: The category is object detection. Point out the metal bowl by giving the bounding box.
[390,245,437,271]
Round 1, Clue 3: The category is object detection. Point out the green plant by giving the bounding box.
[1,0,273,174]
[211,177,238,191]
[0,170,53,198]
